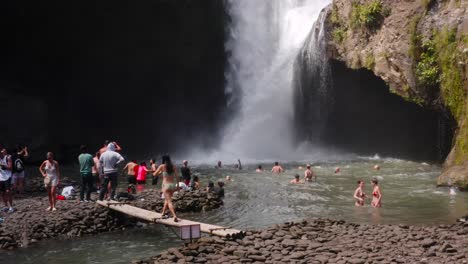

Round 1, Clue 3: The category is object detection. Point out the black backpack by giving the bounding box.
[14,156,24,172]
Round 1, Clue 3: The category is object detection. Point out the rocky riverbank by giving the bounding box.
[137,218,468,264]
[0,189,223,250]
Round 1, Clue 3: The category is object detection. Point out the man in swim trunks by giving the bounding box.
[304,164,315,182]
[122,160,138,185]
[271,162,284,174]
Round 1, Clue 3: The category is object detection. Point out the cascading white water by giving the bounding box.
[217,0,331,161]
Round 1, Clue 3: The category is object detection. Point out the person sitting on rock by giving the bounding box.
[290,174,303,184]
[206,181,215,192]
[190,176,200,190]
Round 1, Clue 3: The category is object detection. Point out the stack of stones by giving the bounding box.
[0,188,224,250]
[133,189,223,213]
[137,218,468,263]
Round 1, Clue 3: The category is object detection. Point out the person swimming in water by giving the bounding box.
[290,174,303,184]
[271,162,283,174]
[371,178,382,207]
[373,165,380,171]
[353,180,367,206]
[256,165,263,173]
[334,167,341,174]
[153,154,179,222]
[304,164,315,182]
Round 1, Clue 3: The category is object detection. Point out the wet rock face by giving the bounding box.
[0,0,227,160]
[137,218,468,263]
[325,0,468,188]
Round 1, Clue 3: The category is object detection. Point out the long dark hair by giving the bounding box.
[162,154,174,174]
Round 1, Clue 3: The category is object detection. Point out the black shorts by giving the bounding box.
[0,178,11,192]
[127,176,136,185]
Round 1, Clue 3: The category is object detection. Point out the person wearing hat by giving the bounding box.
[180,160,192,186]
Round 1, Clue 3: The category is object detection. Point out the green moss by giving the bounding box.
[415,40,440,87]
[434,28,465,120]
[350,0,387,31]
[408,15,422,58]
[454,114,468,165]
[330,4,348,44]
[364,53,375,70]
[333,28,346,44]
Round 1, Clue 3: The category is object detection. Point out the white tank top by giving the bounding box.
[0,155,12,181]
[45,161,58,178]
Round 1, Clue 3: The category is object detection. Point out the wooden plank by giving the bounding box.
[96,200,243,238]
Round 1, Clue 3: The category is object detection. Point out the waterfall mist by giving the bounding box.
[193,0,331,162]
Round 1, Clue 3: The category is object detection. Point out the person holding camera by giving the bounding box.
[12,144,29,195]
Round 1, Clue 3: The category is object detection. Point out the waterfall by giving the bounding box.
[216,0,331,161]
[293,7,333,144]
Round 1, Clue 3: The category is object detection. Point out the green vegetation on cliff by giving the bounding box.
[350,0,389,31]
[434,28,465,121]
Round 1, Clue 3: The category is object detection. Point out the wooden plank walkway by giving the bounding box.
[96,200,243,238]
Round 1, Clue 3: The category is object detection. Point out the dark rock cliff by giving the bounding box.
[0,0,227,160]
[324,0,467,188]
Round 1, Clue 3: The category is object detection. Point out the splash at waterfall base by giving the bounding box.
[137,218,468,264]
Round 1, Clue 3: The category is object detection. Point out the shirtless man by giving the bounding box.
[99,140,122,154]
[304,164,315,182]
[290,174,303,184]
[271,162,283,174]
[122,160,138,184]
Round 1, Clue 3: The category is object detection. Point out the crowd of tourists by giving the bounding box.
[0,141,387,218]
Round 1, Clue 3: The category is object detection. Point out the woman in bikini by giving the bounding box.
[353,180,367,206]
[371,178,382,207]
[39,152,61,211]
[153,154,179,222]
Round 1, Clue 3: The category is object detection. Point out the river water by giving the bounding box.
[3,156,467,264]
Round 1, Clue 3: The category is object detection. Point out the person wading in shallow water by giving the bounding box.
[39,152,61,211]
[271,162,284,174]
[290,174,303,184]
[99,143,124,201]
[371,178,382,208]
[353,180,367,207]
[154,154,180,222]
[304,164,315,182]
[123,160,138,185]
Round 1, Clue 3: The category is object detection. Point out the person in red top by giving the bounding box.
[137,162,153,184]
[371,178,382,208]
